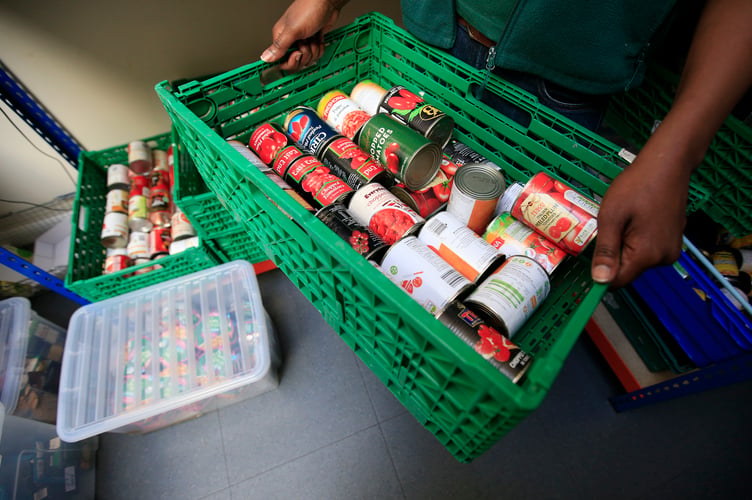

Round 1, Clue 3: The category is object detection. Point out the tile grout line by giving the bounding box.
[216,410,234,496]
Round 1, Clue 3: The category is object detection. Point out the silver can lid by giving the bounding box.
[453,163,506,200]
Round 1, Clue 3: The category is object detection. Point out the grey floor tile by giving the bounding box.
[228,425,404,500]
[96,411,229,500]
[200,488,232,500]
[355,356,408,422]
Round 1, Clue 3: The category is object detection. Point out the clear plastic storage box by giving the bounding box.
[56,260,280,442]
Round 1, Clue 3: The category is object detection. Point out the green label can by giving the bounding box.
[357,113,441,192]
[379,86,455,148]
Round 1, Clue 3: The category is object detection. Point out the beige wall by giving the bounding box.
[0,1,402,218]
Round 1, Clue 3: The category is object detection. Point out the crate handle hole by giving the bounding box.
[355,32,371,53]
[188,99,217,122]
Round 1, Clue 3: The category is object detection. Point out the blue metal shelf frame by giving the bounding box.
[0,247,89,305]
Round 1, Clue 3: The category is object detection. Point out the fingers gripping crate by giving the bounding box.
[155,13,629,462]
[65,133,221,302]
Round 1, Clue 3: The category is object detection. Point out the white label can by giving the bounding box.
[348,183,425,245]
[127,231,150,260]
[101,212,129,249]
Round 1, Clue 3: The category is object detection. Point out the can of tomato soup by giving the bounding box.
[348,183,425,245]
[511,172,599,255]
[149,226,172,259]
[317,90,372,140]
[284,155,353,208]
[465,255,550,338]
[381,236,472,316]
[446,163,505,234]
[390,180,446,218]
[103,248,131,274]
[248,122,294,166]
[484,212,567,274]
[316,203,389,261]
[437,301,532,383]
[284,106,340,157]
[319,136,391,190]
[376,85,455,148]
[418,211,504,283]
[357,113,441,191]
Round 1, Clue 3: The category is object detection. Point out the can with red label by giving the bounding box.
[317,90,372,140]
[107,164,130,191]
[128,183,153,233]
[128,140,152,174]
[149,176,171,213]
[418,211,504,283]
[446,163,505,234]
[465,255,550,338]
[390,184,444,219]
[511,172,600,255]
[376,85,454,148]
[319,136,391,190]
[357,113,441,192]
[132,258,154,275]
[248,122,293,166]
[101,212,129,249]
[171,207,197,241]
[127,231,150,261]
[149,226,172,258]
[348,183,425,245]
[284,106,340,157]
[316,203,389,261]
[484,212,567,274]
[105,189,129,215]
[381,236,472,316]
[167,143,176,191]
[103,248,131,274]
[437,301,532,383]
[285,155,353,208]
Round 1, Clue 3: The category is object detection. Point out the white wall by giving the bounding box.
[0,1,402,219]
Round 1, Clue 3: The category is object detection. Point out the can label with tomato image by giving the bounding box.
[511,172,599,255]
[316,203,389,261]
[285,156,353,208]
[379,86,454,148]
[484,212,567,274]
[418,211,504,283]
[149,226,172,258]
[437,300,532,383]
[390,181,445,218]
[103,249,131,275]
[317,90,372,140]
[446,163,505,235]
[381,236,472,316]
[284,106,340,157]
[348,183,425,245]
[465,255,550,338]
[269,145,305,177]
[320,136,391,190]
[357,113,441,192]
[248,122,292,166]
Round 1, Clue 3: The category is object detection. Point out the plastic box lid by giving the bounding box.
[0,298,32,414]
[57,260,276,442]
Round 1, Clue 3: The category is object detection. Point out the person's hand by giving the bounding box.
[590,146,691,288]
[260,0,346,72]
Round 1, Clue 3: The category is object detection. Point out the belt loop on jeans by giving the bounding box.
[457,16,497,49]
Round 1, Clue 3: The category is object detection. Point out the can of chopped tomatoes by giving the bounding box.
[483,212,567,274]
[316,203,389,261]
[317,90,372,140]
[103,248,131,274]
[357,113,441,192]
[511,172,599,255]
[149,226,172,259]
[248,122,294,166]
[284,155,353,208]
[348,182,425,245]
[437,300,532,383]
[377,85,455,148]
[319,136,392,190]
[284,106,341,157]
[128,140,152,174]
[381,236,472,316]
[446,163,505,234]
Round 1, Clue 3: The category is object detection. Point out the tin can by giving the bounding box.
[128,140,152,174]
[152,149,168,172]
[418,211,504,283]
[149,209,172,228]
[171,207,197,241]
[465,255,550,338]
[167,143,176,191]
[437,301,532,383]
[128,183,153,233]
[495,182,525,216]
[127,231,150,260]
[446,163,506,234]
[149,177,171,214]
[132,258,154,275]
[101,212,129,248]
[348,183,425,245]
[284,106,340,157]
[316,203,389,260]
[105,189,129,215]
[320,136,391,190]
[149,226,172,258]
[285,155,353,208]
[484,212,567,274]
[248,122,293,165]
[357,113,441,191]
[443,139,502,171]
[317,90,372,140]
[169,236,200,255]
[390,183,445,219]
[107,163,130,191]
[511,172,599,255]
[377,86,454,148]
[381,236,472,316]
[103,248,131,274]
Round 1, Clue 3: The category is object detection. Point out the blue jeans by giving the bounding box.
[448,23,608,132]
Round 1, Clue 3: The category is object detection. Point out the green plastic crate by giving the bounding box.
[65,133,220,302]
[155,12,629,462]
[606,64,752,237]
